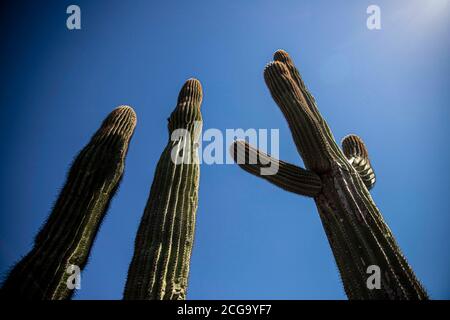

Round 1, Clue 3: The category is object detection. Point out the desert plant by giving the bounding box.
[231,50,427,299]
[123,79,203,300]
[0,106,136,299]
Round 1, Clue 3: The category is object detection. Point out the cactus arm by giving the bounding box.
[272,50,349,171]
[0,106,136,300]
[230,140,322,197]
[342,134,376,190]
[264,61,336,173]
[124,79,202,300]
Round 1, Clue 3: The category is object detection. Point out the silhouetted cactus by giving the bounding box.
[124,79,202,300]
[231,50,427,299]
[0,106,136,300]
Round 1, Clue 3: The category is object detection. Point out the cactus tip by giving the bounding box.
[177,78,203,104]
[115,105,137,119]
[263,60,291,80]
[273,49,290,61]
[342,134,369,159]
[100,105,137,137]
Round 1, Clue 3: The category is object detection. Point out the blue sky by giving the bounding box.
[0,0,449,299]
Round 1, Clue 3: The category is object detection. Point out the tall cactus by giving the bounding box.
[0,106,137,300]
[231,50,427,299]
[124,79,202,300]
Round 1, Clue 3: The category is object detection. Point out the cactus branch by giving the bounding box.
[0,106,136,300]
[124,79,202,300]
[264,61,332,173]
[231,140,322,197]
[342,134,376,190]
[271,50,348,172]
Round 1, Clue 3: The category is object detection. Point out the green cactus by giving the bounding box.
[231,50,427,299]
[0,106,136,300]
[123,79,202,300]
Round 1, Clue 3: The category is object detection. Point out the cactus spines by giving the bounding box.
[342,134,376,190]
[124,78,202,300]
[1,106,137,300]
[231,50,427,299]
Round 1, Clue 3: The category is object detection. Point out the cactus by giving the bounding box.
[231,50,428,299]
[124,79,202,300]
[0,106,137,300]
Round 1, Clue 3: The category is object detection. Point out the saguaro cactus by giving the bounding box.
[231,50,427,299]
[124,79,202,300]
[0,106,136,300]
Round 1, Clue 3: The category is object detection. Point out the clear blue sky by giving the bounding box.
[0,0,449,299]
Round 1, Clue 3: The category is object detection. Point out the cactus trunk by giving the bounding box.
[315,164,425,299]
[0,106,136,300]
[124,79,202,300]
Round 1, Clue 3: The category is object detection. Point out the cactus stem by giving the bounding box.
[1,106,136,300]
[124,79,202,300]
